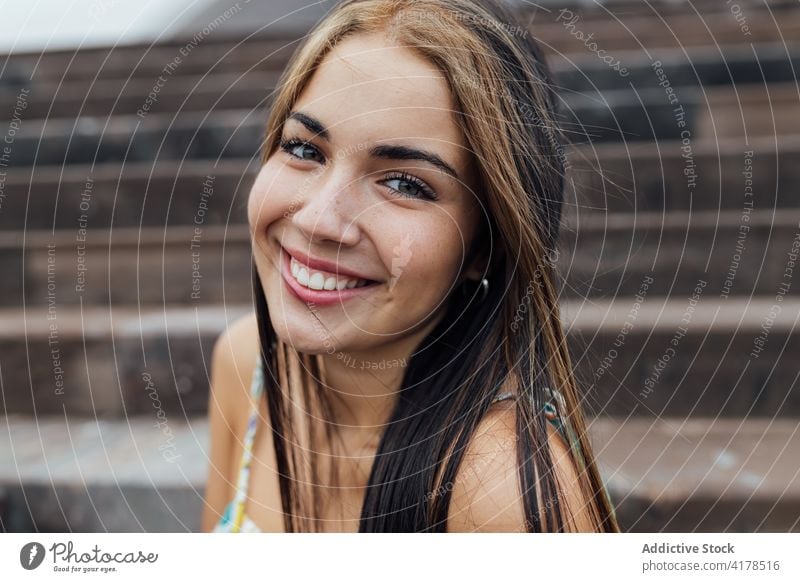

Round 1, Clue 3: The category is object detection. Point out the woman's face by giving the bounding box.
[248,32,484,356]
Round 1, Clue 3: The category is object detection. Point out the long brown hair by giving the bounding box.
[252,0,619,532]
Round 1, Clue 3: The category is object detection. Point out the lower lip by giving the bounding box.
[280,247,380,306]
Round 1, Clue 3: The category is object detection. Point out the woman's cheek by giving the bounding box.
[247,162,293,232]
[407,242,465,297]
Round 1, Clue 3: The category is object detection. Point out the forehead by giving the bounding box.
[292,32,466,152]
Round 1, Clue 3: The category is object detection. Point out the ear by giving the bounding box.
[461,234,491,284]
[460,208,498,284]
[463,250,487,282]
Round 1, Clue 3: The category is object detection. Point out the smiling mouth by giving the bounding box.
[279,246,381,304]
[288,254,374,290]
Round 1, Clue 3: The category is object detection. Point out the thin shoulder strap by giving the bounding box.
[229,355,264,532]
[493,386,580,457]
[542,386,618,523]
[543,385,586,471]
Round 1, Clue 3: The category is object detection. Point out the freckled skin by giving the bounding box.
[248,32,485,359]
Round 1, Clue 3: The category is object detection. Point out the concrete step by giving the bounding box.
[1,414,797,532]
[9,75,796,149]
[593,417,800,532]
[0,109,262,168]
[565,296,800,419]
[0,71,281,119]
[3,224,214,303]
[521,0,795,24]
[0,304,251,419]
[695,82,800,139]
[14,38,786,106]
[560,209,800,299]
[0,38,298,84]
[529,4,800,53]
[551,42,800,94]
[3,45,798,160]
[0,414,207,532]
[2,135,797,232]
[0,0,793,85]
[0,226,252,307]
[0,160,252,231]
[568,135,800,214]
[559,82,800,143]
[5,206,799,307]
[2,209,797,308]
[2,297,799,418]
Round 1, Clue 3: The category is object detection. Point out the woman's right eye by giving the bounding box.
[279,138,325,163]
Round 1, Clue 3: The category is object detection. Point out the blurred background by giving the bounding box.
[1,0,799,532]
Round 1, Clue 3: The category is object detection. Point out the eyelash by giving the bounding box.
[278,137,438,202]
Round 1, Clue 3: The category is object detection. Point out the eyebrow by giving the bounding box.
[287,111,330,141]
[285,110,460,181]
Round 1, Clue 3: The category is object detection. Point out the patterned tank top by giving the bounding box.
[212,356,582,533]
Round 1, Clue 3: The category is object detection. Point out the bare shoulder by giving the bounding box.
[446,403,599,532]
[200,311,260,532]
[209,311,261,422]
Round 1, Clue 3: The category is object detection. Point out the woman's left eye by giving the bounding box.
[381,173,437,201]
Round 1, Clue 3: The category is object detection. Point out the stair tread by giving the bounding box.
[1,414,208,488]
[2,415,797,502]
[1,296,798,339]
[0,305,251,339]
[591,417,800,502]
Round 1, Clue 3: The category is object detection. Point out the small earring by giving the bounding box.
[460,276,490,302]
[478,277,489,301]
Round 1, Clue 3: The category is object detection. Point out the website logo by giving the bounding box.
[20,542,46,570]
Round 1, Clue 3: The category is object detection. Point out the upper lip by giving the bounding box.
[282,245,378,282]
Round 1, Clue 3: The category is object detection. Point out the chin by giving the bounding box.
[265,305,339,354]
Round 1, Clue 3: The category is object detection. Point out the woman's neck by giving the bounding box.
[314,311,444,439]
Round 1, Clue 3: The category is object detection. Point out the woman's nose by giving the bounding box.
[290,171,361,246]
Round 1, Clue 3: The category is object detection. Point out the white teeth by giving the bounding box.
[308,272,325,290]
[288,255,369,291]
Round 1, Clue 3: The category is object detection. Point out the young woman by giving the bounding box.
[202,0,619,533]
